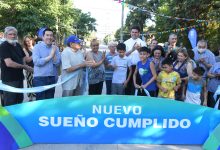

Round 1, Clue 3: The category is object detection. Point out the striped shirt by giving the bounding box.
[105,52,117,80]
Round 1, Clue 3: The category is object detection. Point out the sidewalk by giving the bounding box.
[20,144,202,150]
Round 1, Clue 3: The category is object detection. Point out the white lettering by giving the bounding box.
[153,119,162,128]
[51,117,62,127]
[74,115,86,127]
[104,118,115,128]
[169,119,179,128]
[92,105,101,114]
[180,119,191,128]
[128,118,141,128]
[104,105,113,114]
[39,116,49,127]
[116,118,127,128]
[133,106,142,115]
[92,105,142,115]
[87,117,98,127]
[114,106,122,114]
[123,106,132,114]
[163,119,167,128]
[63,117,73,127]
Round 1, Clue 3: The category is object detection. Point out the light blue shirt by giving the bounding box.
[207,62,220,92]
[193,47,216,77]
[33,42,61,77]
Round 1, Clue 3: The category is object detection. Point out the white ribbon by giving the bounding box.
[134,89,151,97]
[214,85,220,109]
[214,85,220,101]
[0,73,77,93]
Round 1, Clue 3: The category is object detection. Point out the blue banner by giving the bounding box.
[188,28,197,49]
[4,96,220,145]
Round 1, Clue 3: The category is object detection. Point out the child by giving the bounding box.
[157,59,181,99]
[185,67,206,105]
[111,43,132,95]
[133,47,157,97]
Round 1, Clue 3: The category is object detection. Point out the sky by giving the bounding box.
[73,0,129,39]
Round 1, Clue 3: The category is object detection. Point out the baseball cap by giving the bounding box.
[67,35,81,44]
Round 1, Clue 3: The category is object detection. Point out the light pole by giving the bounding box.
[120,2,124,42]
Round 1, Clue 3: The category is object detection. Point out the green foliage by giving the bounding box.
[114,27,130,42]
[0,0,96,44]
[125,0,157,31]
[154,0,220,50]
[74,10,97,39]
[118,0,219,50]
[0,0,58,36]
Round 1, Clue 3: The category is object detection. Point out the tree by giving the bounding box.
[154,0,220,50]
[114,27,130,42]
[114,0,156,41]
[74,10,97,39]
[0,0,97,44]
[0,0,59,37]
[120,0,219,50]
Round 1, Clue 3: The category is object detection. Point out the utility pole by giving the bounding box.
[120,2,124,42]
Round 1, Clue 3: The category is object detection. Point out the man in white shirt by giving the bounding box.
[124,26,146,95]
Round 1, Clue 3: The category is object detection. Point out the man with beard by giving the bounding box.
[0,26,32,106]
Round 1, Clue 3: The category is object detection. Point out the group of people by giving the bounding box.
[0,26,219,109]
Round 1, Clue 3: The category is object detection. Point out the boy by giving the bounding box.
[111,43,132,95]
[133,47,157,96]
[157,59,181,99]
[185,67,207,105]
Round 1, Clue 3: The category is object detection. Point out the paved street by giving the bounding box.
[21,144,202,150]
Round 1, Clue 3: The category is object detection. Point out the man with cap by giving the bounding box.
[61,35,91,96]
[32,28,61,100]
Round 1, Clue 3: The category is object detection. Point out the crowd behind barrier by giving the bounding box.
[0,26,219,108]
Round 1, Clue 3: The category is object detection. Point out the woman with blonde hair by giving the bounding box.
[173,48,194,101]
[23,35,35,101]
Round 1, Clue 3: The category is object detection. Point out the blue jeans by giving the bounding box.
[105,80,112,95]
[33,76,55,100]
